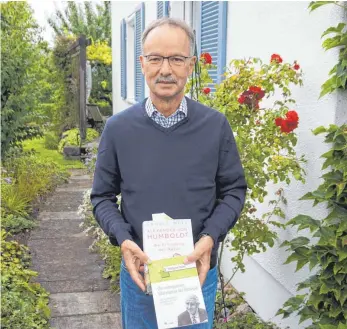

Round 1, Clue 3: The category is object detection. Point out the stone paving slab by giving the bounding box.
[56,187,88,192]
[70,175,92,180]
[40,194,84,211]
[39,201,83,212]
[50,291,120,317]
[39,278,110,294]
[28,236,103,269]
[38,211,83,221]
[34,263,105,282]
[50,312,121,329]
[30,219,85,239]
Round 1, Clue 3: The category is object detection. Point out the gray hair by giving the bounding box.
[185,294,199,304]
[142,17,195,56]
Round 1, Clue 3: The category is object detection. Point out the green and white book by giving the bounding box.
[143,218,207,329]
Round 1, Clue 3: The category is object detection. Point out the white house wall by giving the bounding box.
[111,2,346,328]
[221,2,346,328]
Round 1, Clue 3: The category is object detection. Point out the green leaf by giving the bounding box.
[337,323,347,329]
[337,182,346,197]
[337,249,347,262]
[281,236,310,249]
[320,325,339,329]
[313,126,328,135]
[286,214,321,232]
[322,23,347,38]
[299,306,319,323]
[308,1,337,12]
[315,226,337,246]
[334,273,345,285]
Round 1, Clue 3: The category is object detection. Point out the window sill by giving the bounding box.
[125,98,137,105]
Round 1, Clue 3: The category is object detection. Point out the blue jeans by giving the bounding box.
[120,262,218,329]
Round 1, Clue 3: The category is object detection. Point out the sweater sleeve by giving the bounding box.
[200,117,247,247]
[90,119,133,246]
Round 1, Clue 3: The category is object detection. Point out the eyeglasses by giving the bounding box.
[144,55,192,67]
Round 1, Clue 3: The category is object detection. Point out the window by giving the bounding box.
[157,1,170,18]
[121,3,145,103]
[134,3,145,102]
[196,1,227,86]
[120,19,127,99]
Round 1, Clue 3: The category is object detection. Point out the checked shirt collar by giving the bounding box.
[145,96,187,128]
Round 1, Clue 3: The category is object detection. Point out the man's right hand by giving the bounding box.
[121,240,150,292]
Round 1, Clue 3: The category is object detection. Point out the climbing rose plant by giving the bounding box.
[186,53,306,281]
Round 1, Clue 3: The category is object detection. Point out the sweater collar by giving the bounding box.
[145,96,188,118]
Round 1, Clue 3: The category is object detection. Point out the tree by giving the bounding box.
[1,2,48,157]
[48,2,111,44]
[49,2,113,115]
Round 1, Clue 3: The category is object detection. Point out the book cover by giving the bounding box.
[143,218,207,329]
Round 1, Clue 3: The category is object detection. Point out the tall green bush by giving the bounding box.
[277,124,347,328]
[1,2,46,157]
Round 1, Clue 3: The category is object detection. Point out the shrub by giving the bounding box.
[215,313,284,329]
[1,230,51,328]
[187,53,305,277]
[78,189,122,291]
[22,137,85,169]
[58,128,99,153]
[3,154,68,203]
[1,212,36,234]
[277,124,347,328]
[44,132,60,150]
[1,153,69,234]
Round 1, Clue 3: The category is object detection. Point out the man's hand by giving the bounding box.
[184,235,214,286]
[121,240,150,292]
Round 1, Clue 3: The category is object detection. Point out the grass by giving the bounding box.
[22,137,85,169]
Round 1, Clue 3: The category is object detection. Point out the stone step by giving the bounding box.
[50,312,121,329]
[30,219,85,239]
[39,278,110,294]
[28,237,105,282]
[70,175,92,181]
[49,291,120,317]
[38,211,83,221]
[56,187,89,193]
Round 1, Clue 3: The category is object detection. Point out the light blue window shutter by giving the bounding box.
[164,1,170,16]
[120,19,127,99]
[157,1,170,18]
[135,3,145,102]
[157,2,163,18]
[198,1,228,87]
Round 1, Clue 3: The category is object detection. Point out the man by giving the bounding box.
[91,17,247,329]
[178,295,208,326]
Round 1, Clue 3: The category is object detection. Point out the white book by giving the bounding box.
[143,217,208,329]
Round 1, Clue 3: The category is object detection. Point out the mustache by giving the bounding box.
[156,76,177,83]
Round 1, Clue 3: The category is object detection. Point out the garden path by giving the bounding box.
[28,169,122,329]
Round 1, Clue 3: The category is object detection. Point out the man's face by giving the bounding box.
[140,25,196,100]
[186,300,198,315]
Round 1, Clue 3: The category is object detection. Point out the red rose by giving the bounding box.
[293,63,300,70]
[275,110,299,133]
[249,86,265,100]
[286,110,299,122]
[238,95,246,104]
[249,86,262,94]
[275,118,283,127]
[203,87,211,95]
[200,52,212,64]
[271,54,283,63]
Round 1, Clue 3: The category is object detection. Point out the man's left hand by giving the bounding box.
[184,235,214,286]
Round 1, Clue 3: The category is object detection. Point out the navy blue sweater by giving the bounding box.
[90,97,247,266]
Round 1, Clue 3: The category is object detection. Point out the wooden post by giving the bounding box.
[79,35,87,142]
